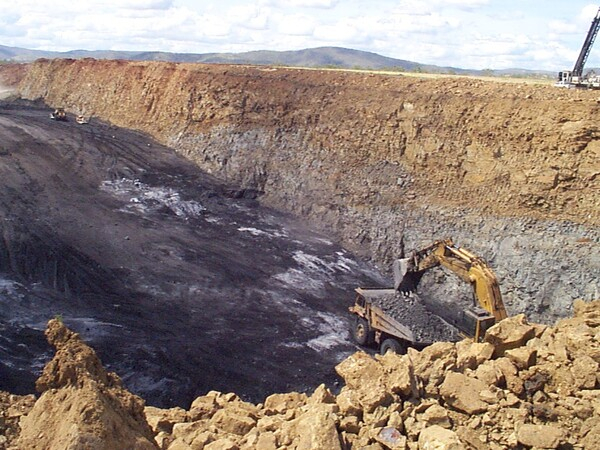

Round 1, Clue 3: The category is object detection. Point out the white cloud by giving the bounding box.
[0,0,599,70]
[549,20,579,34]
[119,0,174,9]
[226,4,269,30]
[441,0,488,7]
[287,0,339,7]
[579,4,600,21]
[277,14,316,36]
[260,0,339,8]
[314,22,360,43]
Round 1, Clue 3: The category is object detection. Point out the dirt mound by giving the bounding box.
[145,300,600,449]
[13,319,157,450]
[4,301,598,449]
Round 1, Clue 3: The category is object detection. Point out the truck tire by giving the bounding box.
[352,317,374,345]
[380,338,406,355]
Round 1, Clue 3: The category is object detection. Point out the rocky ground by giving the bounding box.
[1,300,598,449]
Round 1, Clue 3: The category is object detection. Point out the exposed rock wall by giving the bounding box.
[4,59,599,322]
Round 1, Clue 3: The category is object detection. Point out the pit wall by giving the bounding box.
[9,59,600,322]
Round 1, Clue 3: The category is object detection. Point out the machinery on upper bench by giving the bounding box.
[556,7,600,88]
[49,108,67,121]
[349,238,508,354]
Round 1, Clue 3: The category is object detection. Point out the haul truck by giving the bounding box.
[349,239,508,354]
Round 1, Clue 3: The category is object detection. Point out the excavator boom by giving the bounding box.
[350,238,509,351]
[394,239,507,322]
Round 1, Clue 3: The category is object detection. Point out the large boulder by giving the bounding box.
[264,392,307,415]
[210,408,257,436]
[485,314,537,357]
[455,340,494,371]
[516,424,564,449]
[421,404,452,429]
[335,352,393,412]
[418,425,462,450]
[378,352,417,398]
[284,409,342,450]
[409,343,457,393]
[145,406,189,434]
[439,372,488,415]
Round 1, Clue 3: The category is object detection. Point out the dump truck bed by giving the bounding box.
[356,288,415,342]
[356,287,460,344]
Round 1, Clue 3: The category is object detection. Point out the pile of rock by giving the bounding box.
[2,300,599,449]
[368,291,460,343]
[144,300,599,449]
[3,319,157,450]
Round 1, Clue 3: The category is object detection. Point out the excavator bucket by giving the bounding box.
[393,258,423,295]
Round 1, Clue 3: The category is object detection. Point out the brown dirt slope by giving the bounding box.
[0,60,597,322]
[4,58,598,226]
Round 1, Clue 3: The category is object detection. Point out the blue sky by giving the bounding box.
[1,0,599,71]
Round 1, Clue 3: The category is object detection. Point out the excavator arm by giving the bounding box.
[395,239,507,322]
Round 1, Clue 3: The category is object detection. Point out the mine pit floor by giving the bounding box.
[0,99,457,408]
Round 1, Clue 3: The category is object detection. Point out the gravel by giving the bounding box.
[369,291,461,343]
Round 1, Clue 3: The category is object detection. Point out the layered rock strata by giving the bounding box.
[2,59,596,322]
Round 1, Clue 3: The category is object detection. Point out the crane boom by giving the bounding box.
[573,7,600,77]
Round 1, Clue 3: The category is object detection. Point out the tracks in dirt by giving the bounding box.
[0,99,387,407]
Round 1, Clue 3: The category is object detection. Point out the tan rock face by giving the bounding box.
[15,319,158,450]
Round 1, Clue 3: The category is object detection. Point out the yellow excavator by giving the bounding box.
[350,239,508,354]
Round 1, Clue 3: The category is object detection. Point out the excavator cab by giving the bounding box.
[460,308,496,342]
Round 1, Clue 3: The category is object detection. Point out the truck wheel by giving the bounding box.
[352,318,373,345]
[380,338,406,355]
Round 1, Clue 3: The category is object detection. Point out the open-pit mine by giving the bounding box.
[0,59,598,449]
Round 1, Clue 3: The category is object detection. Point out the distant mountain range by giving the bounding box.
[0,44,555,78]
